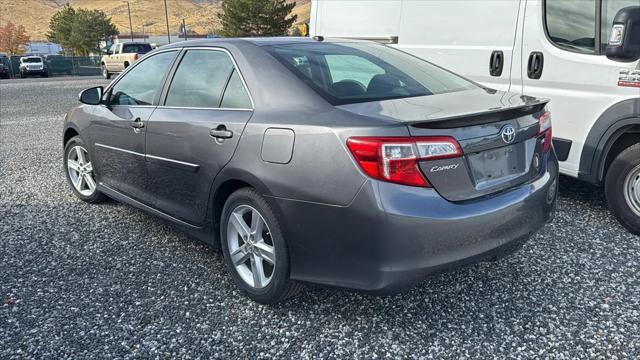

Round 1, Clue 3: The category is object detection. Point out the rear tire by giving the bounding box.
[220,188,303,304]
[605,143,640,235]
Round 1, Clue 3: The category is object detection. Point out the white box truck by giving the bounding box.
[311,0,640,233]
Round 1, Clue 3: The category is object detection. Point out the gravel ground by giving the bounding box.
[1,77,639,359]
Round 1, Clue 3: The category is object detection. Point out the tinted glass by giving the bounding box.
[122,43,152,54]
[602,0,639,47]
[268,42,477,105]
[109,51,176,106]
[545,0,597,53]
[23,58,42,63]
[165,50,235,108]
[220,70,252,109]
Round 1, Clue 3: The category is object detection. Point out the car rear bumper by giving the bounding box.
[273,152,558,292]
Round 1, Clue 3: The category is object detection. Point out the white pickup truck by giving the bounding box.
[101,42,152,79]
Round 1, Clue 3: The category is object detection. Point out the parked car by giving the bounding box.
[310,0,640,234]
[101,42,152,79]
[0,55,10,79]
[63,38,558,303]
[19,56,48,78]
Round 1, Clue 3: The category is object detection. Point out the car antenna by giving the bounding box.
[313,35,324,41]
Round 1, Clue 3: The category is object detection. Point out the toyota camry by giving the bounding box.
[63,37,558,304]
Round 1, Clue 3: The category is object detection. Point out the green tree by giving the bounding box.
[47,5,118,55]
[217,0,297,37]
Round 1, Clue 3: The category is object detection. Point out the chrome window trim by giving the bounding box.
[162,46,255,110]
[154,105,253,112]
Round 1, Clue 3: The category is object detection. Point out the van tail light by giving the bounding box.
[537,110,552,152]
[346,136,462,187]
[134,53,140,60]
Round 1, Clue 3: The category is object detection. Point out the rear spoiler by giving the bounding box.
[411,100,549,129]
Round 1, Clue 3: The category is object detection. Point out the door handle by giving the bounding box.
[489,50,504,77]
[527,51,544,79]
[210,125,233,139]
[130,117,144,129]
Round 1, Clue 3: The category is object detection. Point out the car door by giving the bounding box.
[517,0,640,176]
[145,48,254,224]
[90,49,178,203]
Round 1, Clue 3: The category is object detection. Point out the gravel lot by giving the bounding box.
[1,77,639,359]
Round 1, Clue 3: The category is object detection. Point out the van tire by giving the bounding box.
[605,143,640,235]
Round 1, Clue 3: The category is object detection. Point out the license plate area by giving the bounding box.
[467,143,527,189]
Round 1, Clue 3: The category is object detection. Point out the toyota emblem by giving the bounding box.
[501,125,516,144]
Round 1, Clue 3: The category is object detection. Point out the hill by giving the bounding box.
[0,0,311,41]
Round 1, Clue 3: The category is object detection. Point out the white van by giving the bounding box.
[311,0,640,234]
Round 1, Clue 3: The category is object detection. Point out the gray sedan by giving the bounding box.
[63,37,558,304]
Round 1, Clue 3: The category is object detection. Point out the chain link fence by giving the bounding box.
[3,55,102,78]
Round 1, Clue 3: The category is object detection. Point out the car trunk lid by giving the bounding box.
[338,89,549,201]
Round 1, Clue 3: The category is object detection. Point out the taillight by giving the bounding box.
[537,110,552,152]
[346,136,462,187]
[134,53,140,60]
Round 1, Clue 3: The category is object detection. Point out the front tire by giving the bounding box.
[220,188,302,304]
[605,143,640,235]
[64,136,107,203]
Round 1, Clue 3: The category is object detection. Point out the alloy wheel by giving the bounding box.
[67,145,97,197]
[226,205,276,288]
[624,164,640,217]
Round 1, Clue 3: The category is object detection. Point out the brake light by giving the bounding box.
[537,110,552,152]
[134,53,140,60]
[346,136,462,187]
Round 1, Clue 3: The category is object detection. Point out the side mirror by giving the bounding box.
[606,6,640,62]
[79,86,103,105]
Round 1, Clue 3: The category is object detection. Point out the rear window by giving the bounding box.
[267,42,477,105]
[122,43,152,54]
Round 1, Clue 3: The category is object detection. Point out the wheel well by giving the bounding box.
[63,128,79,146]
[603,126,640,180]
[212,179,253,241]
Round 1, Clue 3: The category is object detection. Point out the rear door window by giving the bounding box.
[165,50,235,108]
[220,70,252,109]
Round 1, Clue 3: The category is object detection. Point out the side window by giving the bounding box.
[545,0,597,54]
[220,70,252,109]
[602,0,639,49]
[109,44,116,54]
[109,51,176,106]
[165,50,235,108]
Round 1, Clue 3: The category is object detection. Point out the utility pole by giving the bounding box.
[142,25,146,42]
[126,1,134,42]
[164,0,171,44]
[182,19,188,41]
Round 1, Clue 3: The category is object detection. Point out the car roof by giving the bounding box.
[160,36,370,50]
